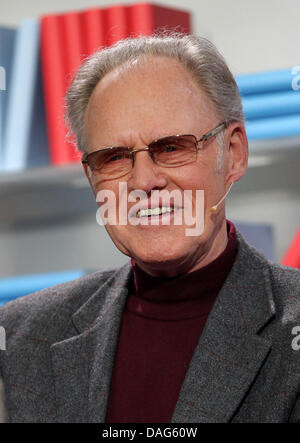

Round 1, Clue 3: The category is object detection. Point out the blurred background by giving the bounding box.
[0,0,299,303]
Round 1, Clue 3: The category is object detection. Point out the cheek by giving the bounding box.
[172,164,210,192]
[174,165,225,213]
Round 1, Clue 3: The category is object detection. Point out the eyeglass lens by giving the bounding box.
[87,135,198,179]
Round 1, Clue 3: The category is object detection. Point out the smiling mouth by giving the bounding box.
[136,206,175,218]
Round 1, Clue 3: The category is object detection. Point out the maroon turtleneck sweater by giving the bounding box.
[105,220,237,423]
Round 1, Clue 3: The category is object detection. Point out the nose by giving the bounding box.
[127,148,168,194]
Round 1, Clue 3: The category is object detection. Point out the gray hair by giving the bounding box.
[65,31,244,153]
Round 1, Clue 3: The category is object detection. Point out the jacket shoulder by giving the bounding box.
[236,230,300,326]
[0,266,121,340]
[270,262,300,288]
[237,230,300,312]
[268,262,300,321]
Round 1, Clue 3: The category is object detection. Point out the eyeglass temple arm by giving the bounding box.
[198,121,227,142]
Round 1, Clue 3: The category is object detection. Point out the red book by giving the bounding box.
[41,4,191,166]
[105,5,129,46]
[281,228,300,269]
[128,3,190,36]
[82,8,106,55]
[41,13,83,165]
[40,15,70,165]
[60,11,84,162]
[61,12,84,86]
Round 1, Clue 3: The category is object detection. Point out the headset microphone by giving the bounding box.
[210,183,233,213]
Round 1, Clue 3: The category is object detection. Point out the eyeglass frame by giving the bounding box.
[81,120,228,177]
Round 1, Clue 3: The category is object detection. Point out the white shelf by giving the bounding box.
[0,164,96,226]
[248,136,300,166]
[249,135,300,154]
[0,163,88,188]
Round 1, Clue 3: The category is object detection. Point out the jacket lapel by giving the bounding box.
[171,233,276,422]
[50,261,133,423]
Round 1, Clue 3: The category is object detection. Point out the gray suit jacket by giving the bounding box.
[1,230,300,423]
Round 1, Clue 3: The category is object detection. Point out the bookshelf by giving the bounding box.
[0,163,95,226]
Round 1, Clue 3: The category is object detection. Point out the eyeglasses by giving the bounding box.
[82,121,227,181]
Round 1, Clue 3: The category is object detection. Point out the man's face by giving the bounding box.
[83,56,232,276]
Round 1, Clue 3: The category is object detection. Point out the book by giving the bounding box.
[245,114,300,140]
[40,14,72,165]
[242,90,300,121]
[236,68,298,96]
[3,19,49,171]
[128,3,190,36]
[105,4,129,46]
[60,11,85,162]
[81,7,106,55]
[41,4,191,166]
[0,26,16,170]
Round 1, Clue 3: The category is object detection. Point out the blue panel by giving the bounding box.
[0,26,16,169]
[234,221,275,262]
[3,20,40,171]
[236,68,298,96]
[0,270,87,306]
[245,114,300,140]
[242,90,300,120]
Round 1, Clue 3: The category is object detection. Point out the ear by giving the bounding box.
[82,161,91,184]
[225,121,248,185]
[82,161,97,197]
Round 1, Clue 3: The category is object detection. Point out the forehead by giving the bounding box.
[84,56,218,148]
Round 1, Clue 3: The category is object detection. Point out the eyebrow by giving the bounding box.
[98,132,185,149]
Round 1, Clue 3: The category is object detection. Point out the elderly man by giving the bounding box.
[1,33,300,423]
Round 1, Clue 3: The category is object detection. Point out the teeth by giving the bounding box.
[136,206,174,217]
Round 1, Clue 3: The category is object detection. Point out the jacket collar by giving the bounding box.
[171,231,275,422]
[50,231,275,422]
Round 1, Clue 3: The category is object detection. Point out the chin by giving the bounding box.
[131,242,194,267]
[111,226,207,265]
